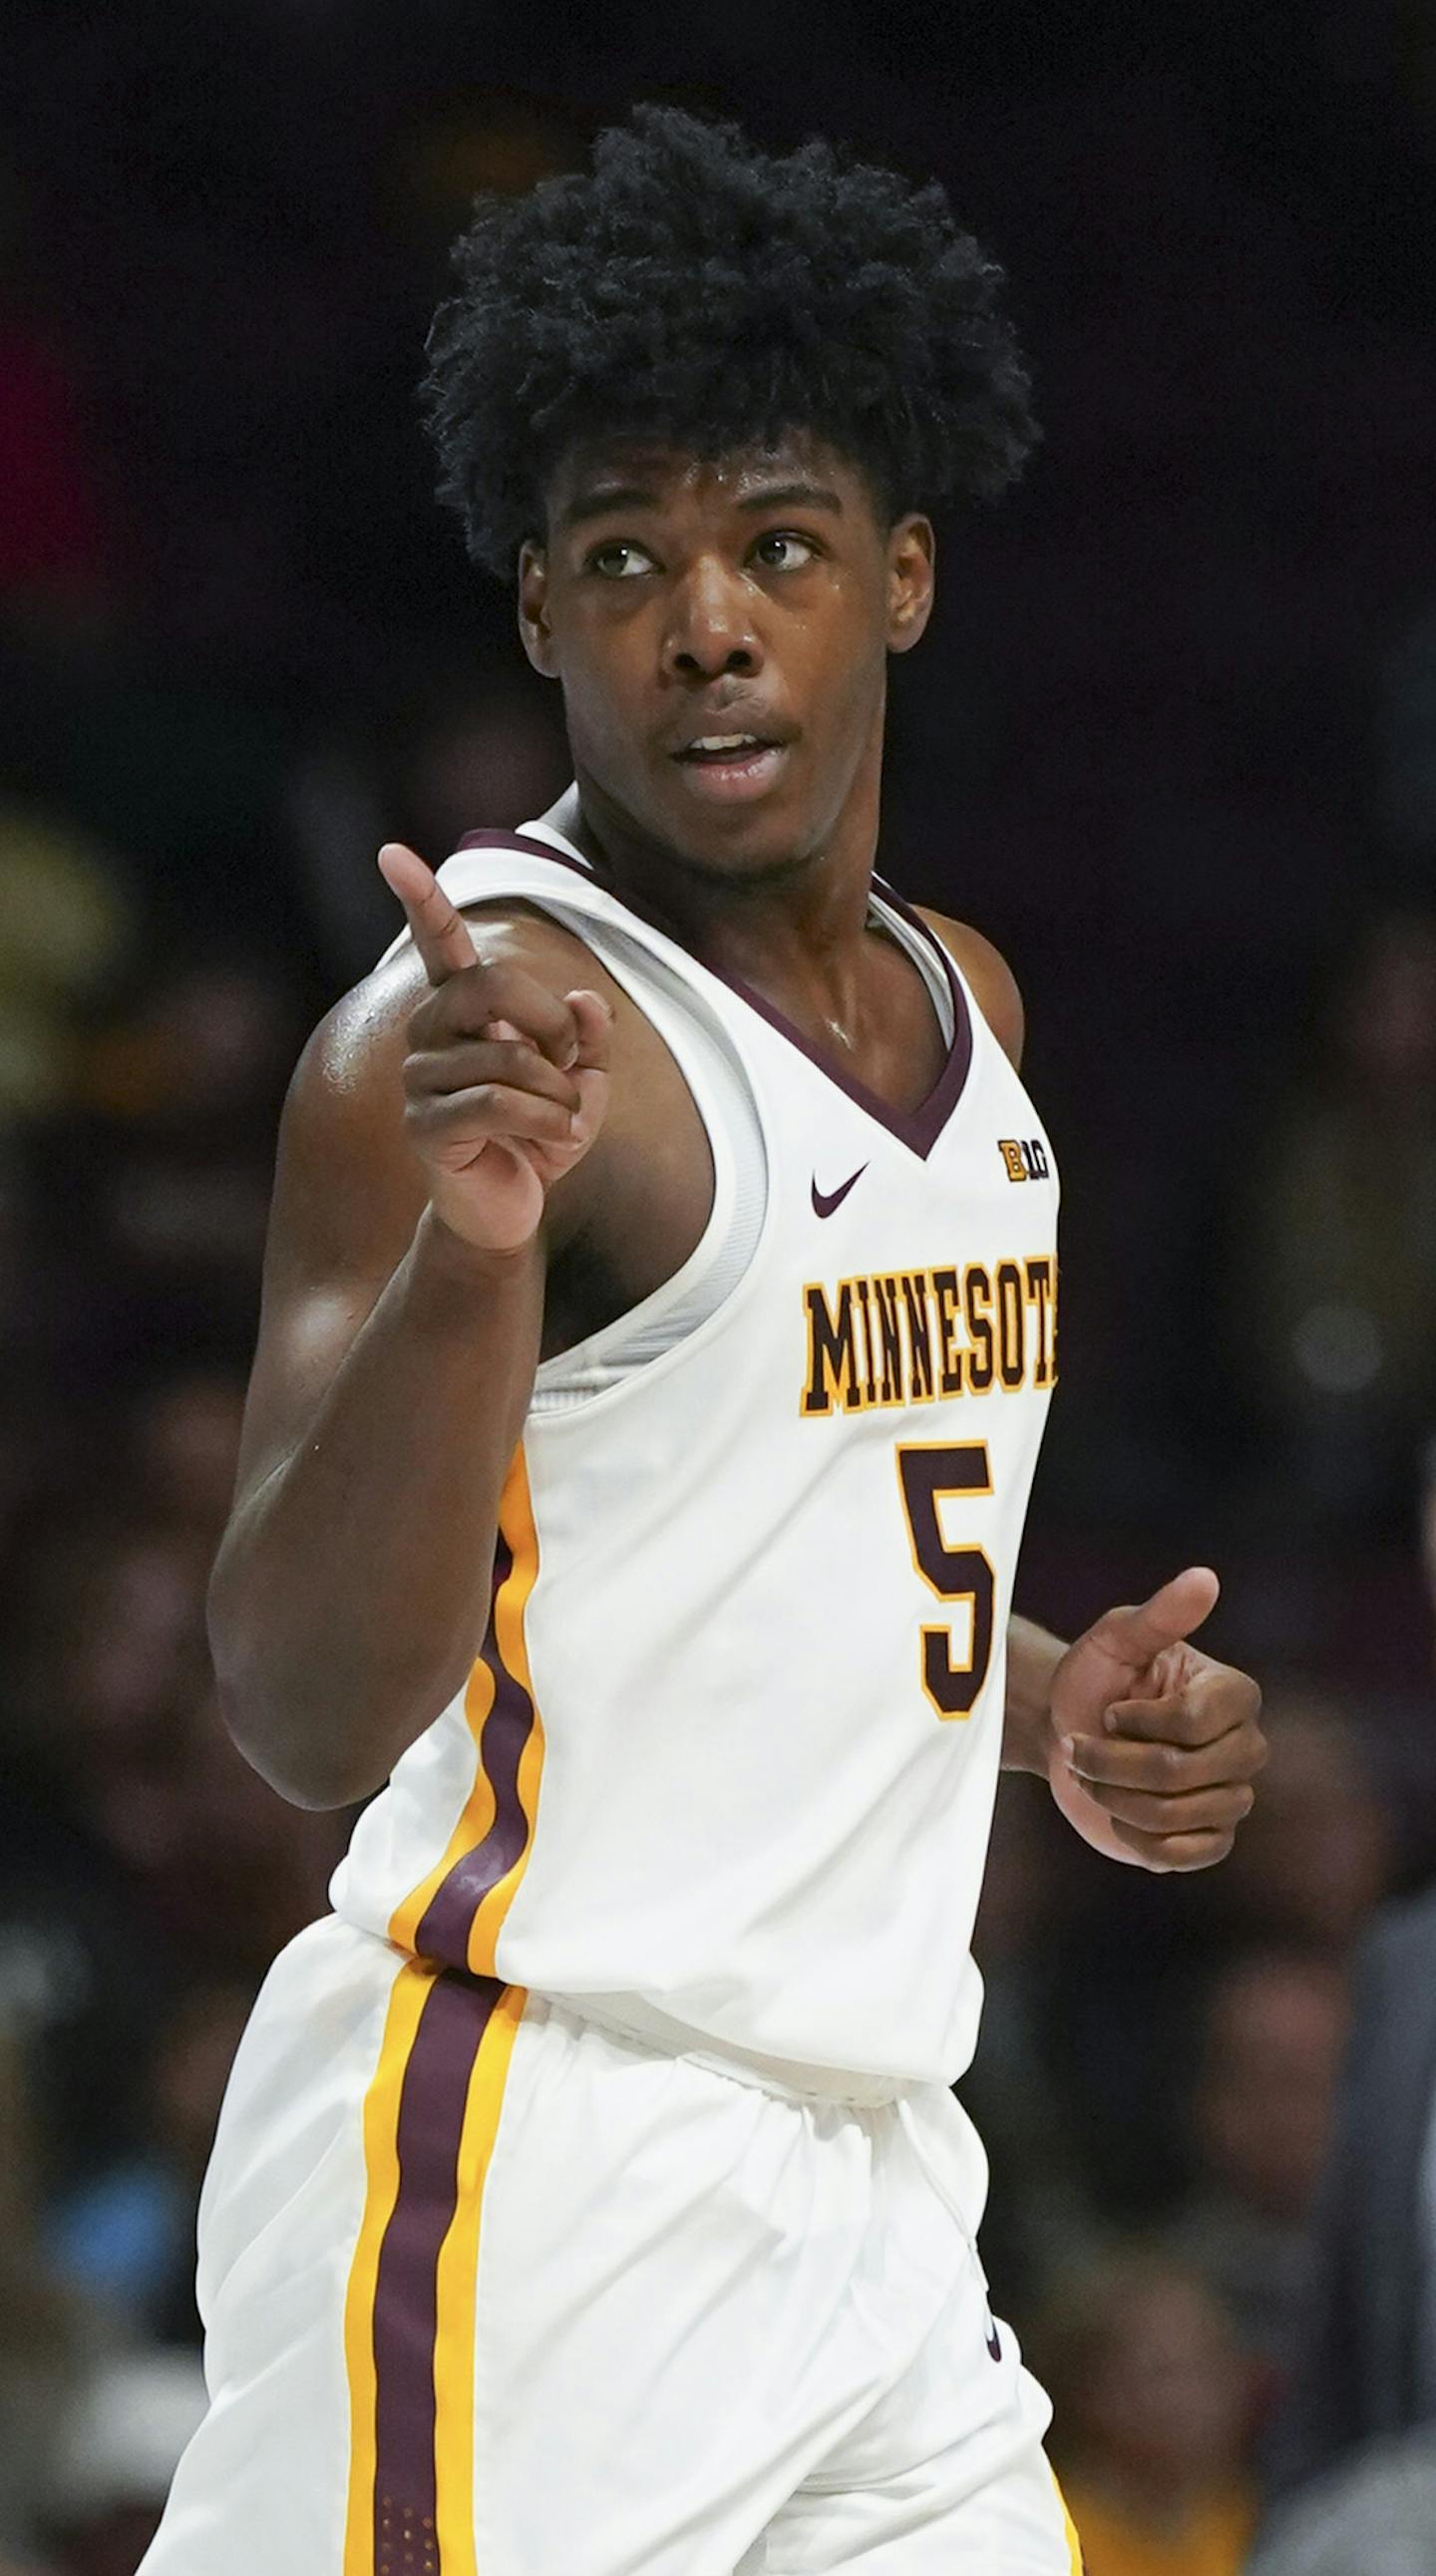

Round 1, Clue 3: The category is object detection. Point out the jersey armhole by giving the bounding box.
[380,841,770,1416]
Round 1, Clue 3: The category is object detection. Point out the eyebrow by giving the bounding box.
[558,477,846,530]
[736,481,845,516]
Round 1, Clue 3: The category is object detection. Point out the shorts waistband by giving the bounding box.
[540,1991,914,2108]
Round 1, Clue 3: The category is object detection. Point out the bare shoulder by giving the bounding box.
[309,899,625,1111]
[285,900,633,1248]
[232,902,647,1502]
[268,890,698,1325]
[913,906,1025,1071]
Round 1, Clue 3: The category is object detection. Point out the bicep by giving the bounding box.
[230,902,625,1506]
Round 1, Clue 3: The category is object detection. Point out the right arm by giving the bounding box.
[207,849,614,1809]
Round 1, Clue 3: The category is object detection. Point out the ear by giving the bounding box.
[518,538,558,677]
[887,514,935,655]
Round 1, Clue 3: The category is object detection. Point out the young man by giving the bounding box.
[143,106,1264,2575]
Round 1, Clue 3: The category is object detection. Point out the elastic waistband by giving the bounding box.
[541,1990,915,2109]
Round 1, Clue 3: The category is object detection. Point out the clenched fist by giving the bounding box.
[1045,1567,1265,1872]
[378,842,611,1254]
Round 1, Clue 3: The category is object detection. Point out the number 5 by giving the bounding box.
[896,1443,996,1720]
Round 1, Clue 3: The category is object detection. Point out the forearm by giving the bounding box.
[1002,1613,1065,1774]
[209,1210,544,1808]
[1002,1612,1147,1863]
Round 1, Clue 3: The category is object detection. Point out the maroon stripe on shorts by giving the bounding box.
[414,1537,538,1971]
[371,1970,500,2568]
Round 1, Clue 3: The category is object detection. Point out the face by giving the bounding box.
[518,430,933,885]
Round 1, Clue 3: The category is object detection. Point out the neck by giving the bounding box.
[538,752,886,1041]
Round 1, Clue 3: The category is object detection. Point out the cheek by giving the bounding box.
[555,610,655,735]
[810,641,889,781]
[556,659,639,771]
[818,609,890,724]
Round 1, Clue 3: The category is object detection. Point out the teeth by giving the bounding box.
[691,734,760,752]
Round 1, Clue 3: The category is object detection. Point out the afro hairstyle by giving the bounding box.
[422,104,1040,577]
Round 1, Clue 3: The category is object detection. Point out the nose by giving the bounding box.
[661,557,763,681]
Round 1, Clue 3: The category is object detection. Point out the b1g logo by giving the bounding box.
[998,1137,1049,1183]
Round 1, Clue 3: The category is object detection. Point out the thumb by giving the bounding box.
[564,987,614,1069]
[562,988,612,1148]
[1086,1566,1221,1674]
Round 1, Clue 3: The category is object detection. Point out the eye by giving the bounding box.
[753,530,819,570]
[587,541,657,578]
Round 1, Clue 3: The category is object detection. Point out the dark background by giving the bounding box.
[1,4,1434,2566]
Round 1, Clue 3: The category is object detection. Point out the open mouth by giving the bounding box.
[671,733,790,801]
[675,733,774,766]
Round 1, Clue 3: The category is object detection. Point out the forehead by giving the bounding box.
[543,428,880,528]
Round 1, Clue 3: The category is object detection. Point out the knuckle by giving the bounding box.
[409,991,459,1048]
[486,1036,535,1086]
[1185,1828,1232,1867]
[437,963,489,1020]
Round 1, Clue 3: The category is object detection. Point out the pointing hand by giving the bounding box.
[378,842,612,1255]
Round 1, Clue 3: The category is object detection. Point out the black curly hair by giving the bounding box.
[422,104,1040,578]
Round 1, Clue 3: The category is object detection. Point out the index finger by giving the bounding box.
[1086,1566,1221,1674]
[378,842,479,986]
[1100,1669,1264,1752]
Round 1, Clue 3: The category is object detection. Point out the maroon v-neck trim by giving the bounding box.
[456,831,974,1160]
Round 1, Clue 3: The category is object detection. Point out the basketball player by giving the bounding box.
[142,107,1265,2574]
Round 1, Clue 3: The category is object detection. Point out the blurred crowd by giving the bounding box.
[3,3,1436,2568]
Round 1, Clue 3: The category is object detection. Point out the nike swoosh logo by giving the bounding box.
[811,1164,868,1220]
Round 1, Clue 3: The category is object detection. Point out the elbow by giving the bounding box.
[205,1549,374,1810]
[208,1602,465,1813]
[212,1665,379,1811]
[205,1553,473,1811]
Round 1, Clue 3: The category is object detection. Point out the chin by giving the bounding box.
[656,781,820,865]
[667,825,819,891]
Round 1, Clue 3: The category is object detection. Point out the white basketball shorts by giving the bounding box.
[140,1915,1082,2574]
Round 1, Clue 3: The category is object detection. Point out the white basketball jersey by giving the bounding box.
[331,823,1059,2088]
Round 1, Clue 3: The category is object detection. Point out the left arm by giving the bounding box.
[1003,1615,1067,1778]
[913,907,1267,1873]
[1002,1578,1266,1872]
